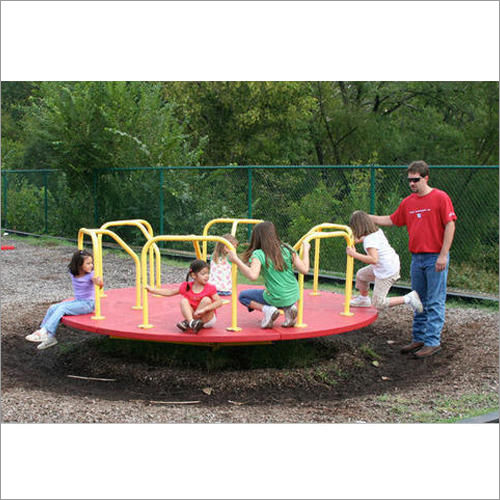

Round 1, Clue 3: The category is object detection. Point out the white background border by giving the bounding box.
[1,1,499,499]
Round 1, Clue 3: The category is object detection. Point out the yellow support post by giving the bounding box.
[296,245,307,328]
[311,237,321,296]
[77,229,105,320]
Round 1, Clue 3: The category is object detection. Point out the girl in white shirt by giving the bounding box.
[347,210,423,312]
[208,234,239,296]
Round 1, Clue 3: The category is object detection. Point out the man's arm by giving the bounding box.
[368,214,393,227]
[436,220,455,272]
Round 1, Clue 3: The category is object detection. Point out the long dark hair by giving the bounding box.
[185,259,209,291]
[242,221,291,272]
[68,249,93,276]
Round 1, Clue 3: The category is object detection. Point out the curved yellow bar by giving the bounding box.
[77,228,105,320]
[79,227,143,310]
[100,219,161,288]
[294,230,355,328]
[294,222,355,296]
[139,235,240,331]
[201,218,264,260]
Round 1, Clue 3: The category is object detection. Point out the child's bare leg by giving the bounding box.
[355,268,372,297]
[388,296,405,307]
[180,298,194,322]
[194,297,215,323]
[248,300,265,312]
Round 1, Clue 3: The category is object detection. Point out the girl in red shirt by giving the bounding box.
[145,259,223,333]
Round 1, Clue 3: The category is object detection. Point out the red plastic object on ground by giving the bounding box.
[1,245,15,250]
[61,284,378,345]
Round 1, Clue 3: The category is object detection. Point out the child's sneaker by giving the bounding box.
[176,320,189,332]
[26,329,48,342]
[37,337,58,350]
[189,319,204,333]
[261,306,279,329]
[282,304,298,328]
[406,290,423,313]
[350,295,372,307]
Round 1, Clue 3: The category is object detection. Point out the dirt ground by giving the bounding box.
[1,237,498,423]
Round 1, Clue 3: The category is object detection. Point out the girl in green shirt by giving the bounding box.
[227,221,310,329]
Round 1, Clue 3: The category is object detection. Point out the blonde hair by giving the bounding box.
[212,233,239,262]
[349,210,378,240]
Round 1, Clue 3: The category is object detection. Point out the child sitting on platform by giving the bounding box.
[26,249,103,350]
[145,259,223,333]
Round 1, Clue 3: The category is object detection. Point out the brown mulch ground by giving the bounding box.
[1,237,498,423]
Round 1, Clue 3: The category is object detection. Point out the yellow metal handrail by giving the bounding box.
[293,226,355,327]
[99,219,161,289]
[78,228,142,310]
[295,223,354,296]
[201,218,264,261]
[139,235,240,331]
[76,229,104,320]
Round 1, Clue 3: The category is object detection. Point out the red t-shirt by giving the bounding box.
[179,281,218,310]
[390,188,457,253]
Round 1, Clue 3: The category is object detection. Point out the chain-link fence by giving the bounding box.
[2,165,498,294]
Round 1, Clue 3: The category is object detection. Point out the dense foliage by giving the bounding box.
[1,81,498,293]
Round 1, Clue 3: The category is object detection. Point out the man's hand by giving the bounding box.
[435,255,447,272]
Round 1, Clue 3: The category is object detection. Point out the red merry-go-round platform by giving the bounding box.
[61,284,378,344]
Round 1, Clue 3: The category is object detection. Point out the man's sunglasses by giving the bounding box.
[408,177,422,183]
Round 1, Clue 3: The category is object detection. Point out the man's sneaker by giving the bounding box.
[406,290,423,313]
[189,319,204,333]
[350,295,372,307]
[176,320,189,332]
[26,329,48,342]
[37,337,58,350]
[282,304,298,328]
[261,306,279,329]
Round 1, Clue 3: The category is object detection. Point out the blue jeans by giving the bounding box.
[410,253,449,347]
[239,289,270,311]
[41,299,95,337]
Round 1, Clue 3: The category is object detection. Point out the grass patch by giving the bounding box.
[449,261,499,295]
[376,392,499,423]
[359,344,381,361]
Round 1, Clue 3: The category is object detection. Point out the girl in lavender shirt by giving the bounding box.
[26,249,103,350]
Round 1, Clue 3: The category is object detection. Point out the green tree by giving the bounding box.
[21,82,204,191]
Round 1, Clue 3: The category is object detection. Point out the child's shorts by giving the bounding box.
[203,316,216,328]
[217,291,232,296]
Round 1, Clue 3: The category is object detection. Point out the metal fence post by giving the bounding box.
[159,168,164,246]
[93,169,98,227]
[370,164,376,214]
[247,167,253,239]
[43,171,48,233]
[1,172,7,228]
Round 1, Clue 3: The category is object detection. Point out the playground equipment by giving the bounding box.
[61,218,377,345]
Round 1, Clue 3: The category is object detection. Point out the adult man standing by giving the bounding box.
[370,161,457,359]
